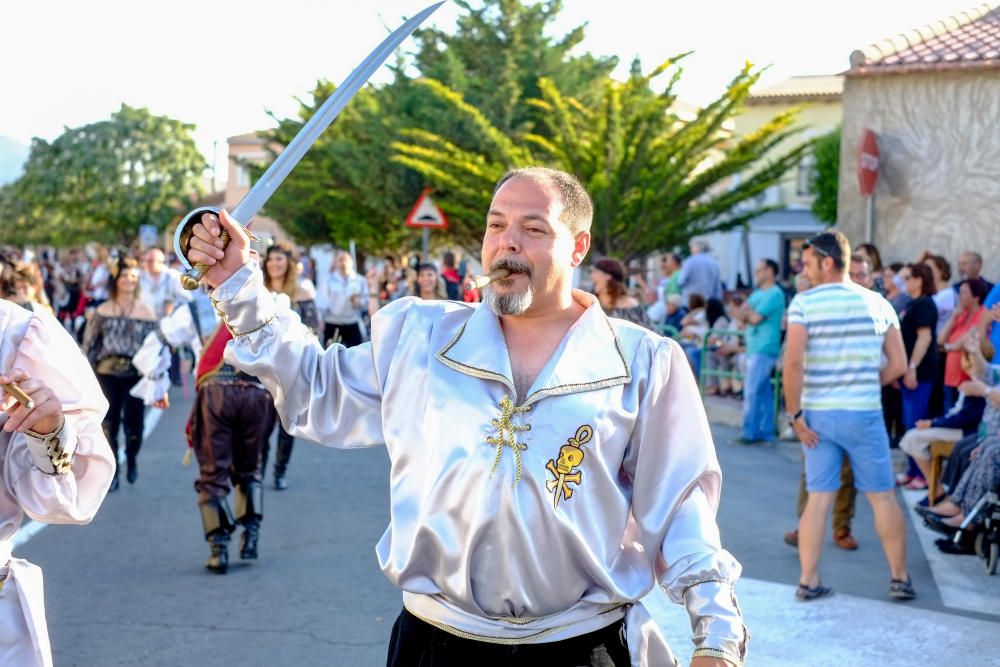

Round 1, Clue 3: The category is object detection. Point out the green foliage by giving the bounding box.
[394,57,812,260]
[810,126,840,225]
[0,104,206,246]
[255,0,615,253]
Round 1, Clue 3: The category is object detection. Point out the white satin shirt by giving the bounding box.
[0,301,115,667]
[213,261,747,666]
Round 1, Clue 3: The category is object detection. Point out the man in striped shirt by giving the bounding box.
[783,232,914,601]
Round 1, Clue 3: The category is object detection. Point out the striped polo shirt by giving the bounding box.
[787,281,899,411]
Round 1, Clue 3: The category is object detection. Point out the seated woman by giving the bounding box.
[920,348,1000,537]
[899,347,987,496]
[919,436,999,542]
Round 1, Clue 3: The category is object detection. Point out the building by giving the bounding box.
[837,2,1000,278]
[224,132,290,246]
[706,75,842,288]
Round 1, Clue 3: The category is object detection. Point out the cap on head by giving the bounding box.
[803,231,850,270]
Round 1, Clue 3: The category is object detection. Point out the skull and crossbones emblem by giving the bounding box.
[545,425,594,509]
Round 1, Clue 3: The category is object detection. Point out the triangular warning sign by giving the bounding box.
[405,188,449,229]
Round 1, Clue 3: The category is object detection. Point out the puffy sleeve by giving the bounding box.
[211,261,410,448]
[130,306,199,405]
[624,338,748,666]
[4,309,115,524]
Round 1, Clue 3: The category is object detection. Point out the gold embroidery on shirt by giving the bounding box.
[486,397,532,486]
[545,424,593,508]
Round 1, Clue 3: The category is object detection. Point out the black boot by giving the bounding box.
[125,435,141,484]
[235,480,263,560]
[273,429,294,490]
[199,498,236,574]
[105,428,120,491]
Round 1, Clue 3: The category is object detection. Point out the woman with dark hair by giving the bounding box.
[409,263,449,300]
[938,278,989,412]
[896,262,939,488]
[921,253,955,336]
[82,256,157,490]
[260,243,320,490]
[590,257,652,329]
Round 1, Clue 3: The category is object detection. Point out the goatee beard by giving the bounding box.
[483,257,533,316]
[484,285,534,316]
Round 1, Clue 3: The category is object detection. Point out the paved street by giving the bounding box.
[14,389,1000,666]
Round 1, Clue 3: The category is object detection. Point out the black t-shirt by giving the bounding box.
[900,295,939,383]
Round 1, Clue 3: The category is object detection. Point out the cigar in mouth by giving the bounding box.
[2,382,34,410]
[464,268,512,291]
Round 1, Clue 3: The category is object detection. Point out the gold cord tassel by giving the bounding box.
[486,397,532,486]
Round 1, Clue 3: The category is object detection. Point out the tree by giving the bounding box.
[254,0,616,253]
[0,104,205,246]
[810,126,840,225]
[392,57,812,260]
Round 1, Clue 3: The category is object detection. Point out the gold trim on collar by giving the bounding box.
[435,321,516,393]
[435,304,632,407]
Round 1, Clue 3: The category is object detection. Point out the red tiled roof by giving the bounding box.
[848,2,1000,76]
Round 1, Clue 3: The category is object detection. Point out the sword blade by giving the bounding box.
[231,1,444,225]
[554,474,566,509]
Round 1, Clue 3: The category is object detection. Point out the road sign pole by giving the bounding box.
[865,194,875,244]
[422,227,430,260]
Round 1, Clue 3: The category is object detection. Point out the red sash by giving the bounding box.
[195,323,232,386]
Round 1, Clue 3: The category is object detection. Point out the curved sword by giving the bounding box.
[176,1,444,289]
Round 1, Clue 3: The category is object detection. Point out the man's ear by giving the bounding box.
[571,231,591,268]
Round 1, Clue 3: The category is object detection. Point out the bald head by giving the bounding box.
[492,167,593,236]
[958,251,983,280]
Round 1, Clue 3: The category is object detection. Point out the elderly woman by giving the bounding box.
[938,278,989,412]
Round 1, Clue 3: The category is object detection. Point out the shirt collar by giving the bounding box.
[435,289,631,405]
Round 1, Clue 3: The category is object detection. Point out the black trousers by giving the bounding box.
[260,420,295,477]
[96,373,145,466]
[386,609,630,667]
[323,321,363,348]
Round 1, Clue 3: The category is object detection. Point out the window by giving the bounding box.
[236,164,251,188]
[796,154,817,196]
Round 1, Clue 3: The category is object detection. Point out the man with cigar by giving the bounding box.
[184,167,746,666]
[0,297,116,666]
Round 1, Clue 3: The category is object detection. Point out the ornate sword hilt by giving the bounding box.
[174,206,258,290]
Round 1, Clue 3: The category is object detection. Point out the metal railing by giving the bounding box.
[690,327,783,435]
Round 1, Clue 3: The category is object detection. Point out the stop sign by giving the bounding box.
[857,129,879,197]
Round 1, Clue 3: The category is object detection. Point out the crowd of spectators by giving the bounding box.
[6,233,998,573]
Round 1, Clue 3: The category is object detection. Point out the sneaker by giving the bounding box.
[895,473,914,487]
[796,582,833,601]
[783,530,799,547]
[889,577,916,600]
